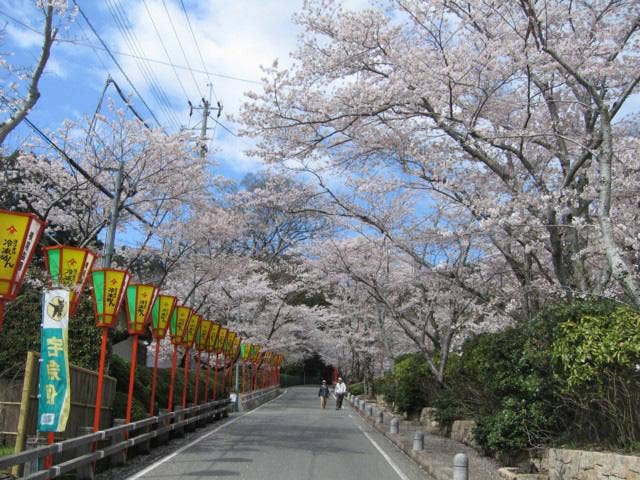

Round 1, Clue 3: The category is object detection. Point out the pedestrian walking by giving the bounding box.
[334,377,347,409]
[318,380,330,408]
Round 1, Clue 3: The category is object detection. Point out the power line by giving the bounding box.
[161,0,203,98]
[178,0,218,102]
[72,0,163,129]
[104,0,181,131]
[0,9,261,85]
[141,0,190,103]
[18,113,150,226]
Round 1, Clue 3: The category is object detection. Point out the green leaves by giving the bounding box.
[552,307,640,387]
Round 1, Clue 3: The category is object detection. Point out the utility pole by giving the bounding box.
[102,160,124,267]
[186,83,222,161]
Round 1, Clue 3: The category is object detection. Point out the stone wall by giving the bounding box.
[450,419,479,449]
[547,448,640,480]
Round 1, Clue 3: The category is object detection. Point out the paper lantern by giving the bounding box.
[0,209,45,327]
[90,268,130,328]
[150,294,177,340]
[124,283,158,334]
[170,305,193,345]
[43,245,97,316]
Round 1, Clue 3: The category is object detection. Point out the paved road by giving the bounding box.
[125,387,431,480]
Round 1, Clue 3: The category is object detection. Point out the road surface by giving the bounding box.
[125,386,431,480]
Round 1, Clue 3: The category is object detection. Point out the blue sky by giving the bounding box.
[0,0,315,180]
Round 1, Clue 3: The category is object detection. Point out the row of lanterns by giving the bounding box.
[0,209,284,431]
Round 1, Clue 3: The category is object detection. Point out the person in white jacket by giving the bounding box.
[334,377,347,409]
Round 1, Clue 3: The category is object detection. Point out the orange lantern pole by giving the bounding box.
[124,284,158,423]
[240,343,251,394]
[148,294,176,415]
[42,245,97,462]
[193,317,211,404]
[181,312,200,409]
[222,331,236,395]
[0,210,45,329]
[91,268,130,431]
[204,323,220,403]
[167,305,192,411]
[212,327,227,400]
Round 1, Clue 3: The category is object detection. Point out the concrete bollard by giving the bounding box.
[390,417,399,434]
[367,404,374,416]
[360,401,366,412]
[75,426,95,480]
[453,453,469,480]
[413,431,424,451]
[110,419,127,467]
[377,411,384,424]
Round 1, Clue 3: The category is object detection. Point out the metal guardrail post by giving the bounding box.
[413,431,424,451]
[157,409,170,444]
[390,417,399,434]
[76,426,96,480]
[453,453,469,480]
[173,408,185,438]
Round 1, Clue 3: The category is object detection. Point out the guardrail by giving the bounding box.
[0,397,232,480]
[237,385,280,411]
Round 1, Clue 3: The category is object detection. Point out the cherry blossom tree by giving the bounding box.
[0,0,75,149]
[239,0,640,311]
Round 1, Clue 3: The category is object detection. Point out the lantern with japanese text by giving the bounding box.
[0,209,45,328]
[91,268,130,328]
[150,294,177,340]
[193,319,212,403]
[222,331,237,392]
[90,268,130,431]
[212,326,228,400]
[181,313,201,408]
[169,305,193,345]
[43,245,97,317]
[148,294,177,415]
[124,283,158,422]
[167,305,193,411]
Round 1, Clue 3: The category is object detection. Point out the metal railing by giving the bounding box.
[0,398,232,480]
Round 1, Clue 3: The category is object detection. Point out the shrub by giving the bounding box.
[377,353,432,416]
[348,382,364,396]
[552,304,640,449]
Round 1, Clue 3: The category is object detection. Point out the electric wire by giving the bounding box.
[16,113,150,225]
[161,0,203,99]
[178,0,218,102]
[0,9,261,85]
[106,0,178,128]
[104,0,181,130]
[72,1,163,129]
[141,0,191,103]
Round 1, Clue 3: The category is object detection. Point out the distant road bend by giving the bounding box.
[124,386,430,480]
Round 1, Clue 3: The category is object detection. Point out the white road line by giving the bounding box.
[125,390,287,480]
[355,417,412,480]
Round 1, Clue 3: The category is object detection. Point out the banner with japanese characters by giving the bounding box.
[37,289,71,432]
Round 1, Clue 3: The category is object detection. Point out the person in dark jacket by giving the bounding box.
[318,380,330,409]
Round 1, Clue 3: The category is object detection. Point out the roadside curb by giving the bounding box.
[350,403,453,480]
[347,396,503,480]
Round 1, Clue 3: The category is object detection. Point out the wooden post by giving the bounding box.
[12,350,37,478]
